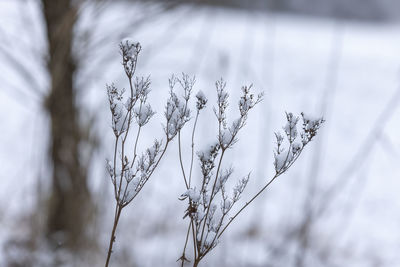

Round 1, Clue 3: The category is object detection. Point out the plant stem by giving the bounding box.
[105,204,123,267]
[188,110,200,187]
[200,150,225,243]
[217,173,279,239]
[180,222,192,267]
[193,258,201,267]
[178,131,189,188]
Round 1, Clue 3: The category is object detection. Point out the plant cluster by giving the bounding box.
[104,39,192,267]
[104,40,324,267]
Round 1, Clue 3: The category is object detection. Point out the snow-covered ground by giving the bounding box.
[1,1,400,266]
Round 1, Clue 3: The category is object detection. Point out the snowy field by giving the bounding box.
[1,1,400,266]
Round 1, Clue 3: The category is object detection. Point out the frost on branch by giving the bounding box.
[120,38,141,78]
[105,42,196,266]
[177,78,324,266]
[239,85,263,117]
[106,43,196,208]
[301,112,324,143]
[195,90,207,110]
[213,80,263,150]
[164,74,194,141]
[273,112,325,174]
[177,81,263,262]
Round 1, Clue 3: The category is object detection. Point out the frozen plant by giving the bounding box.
[177,81,324,267]
[104,40,192,267]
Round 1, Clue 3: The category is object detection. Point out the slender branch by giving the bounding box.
[131,125,142,168]
[117,77,136,200]
[189,110,200,187]
[179,131,189,189]
[112,136,119,200]
[130,96,144,169]
[123,141,170,207]
[200,149,225,247]
[217,146,305,239]
[217,173,278,239]
[191,220,197,260]
[105,203,123,267]
[179,222,192,267]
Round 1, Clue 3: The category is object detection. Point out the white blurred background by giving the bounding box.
[1,0,400,266]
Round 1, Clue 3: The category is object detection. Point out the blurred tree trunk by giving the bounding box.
[42,0,92,249]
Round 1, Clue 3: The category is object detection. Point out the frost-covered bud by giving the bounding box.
[196,90,207,110]
[134,104,155,126]
[198,142,220,182]
[165,94,177,120]
[120,39,141,77]
[180,188,202,220]
[123,167,134,182]
[238,85,263,117]
[221,198,232,214]
[274,132,284,153]
[180,188,201,203]
[275,132,284,145]
[291,141,302,154]
[134,76,151,101]
[164,85,191,140]
[146,140,161,164]
[239,85,253,116]
[124,96,135,111]
[215,169,232,193]
[301,112,324,144]
[214,79,229,126]
[107,84,127,136]
[106,159,114,181]
[121,38,141,57]
[284,112,299,142]
[232,174,250,201]
[274,151,289,173]
[216,79,228,106]
[177,73,195,101]
[219,130,233,147]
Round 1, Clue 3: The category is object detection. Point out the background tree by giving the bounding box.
[42,0,91,249]
[1,0,182,254]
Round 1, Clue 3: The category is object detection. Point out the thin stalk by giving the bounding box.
[193,258,201,267]
[216,146,306,239]
[112,136,119,199]
[130,98,143,169]
[105,203,123,267]
[117,77,135,199]
[191,220,197,260]
[188,110,200,187]
[199,150,225,245]
[178,131,189,189]
[123,141,170,207]
[130,125,141,168]
[217,173,278,239]
[179,222,192,267]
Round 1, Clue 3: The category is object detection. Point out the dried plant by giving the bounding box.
[104,40,324,267]
[176,80,324,267]
[104,40,191,267]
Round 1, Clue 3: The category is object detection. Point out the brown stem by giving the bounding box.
[105,204,123,267]
[193,258,201,267]
[179,222,192,267]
